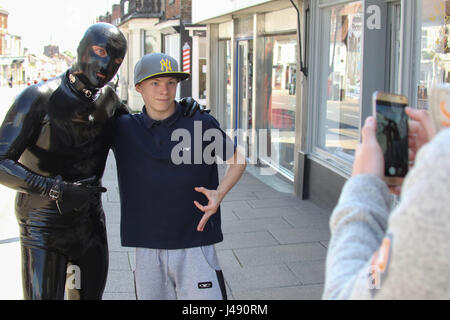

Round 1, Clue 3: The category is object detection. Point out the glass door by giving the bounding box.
[387,1,402,94]
[235,39,254,158]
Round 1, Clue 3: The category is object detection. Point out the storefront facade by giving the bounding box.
[193,0,300,192]
[195,0,449,210]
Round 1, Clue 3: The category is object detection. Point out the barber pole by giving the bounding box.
[182,42,191,74]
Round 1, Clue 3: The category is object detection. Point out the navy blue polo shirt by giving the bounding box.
[112,102,235,249]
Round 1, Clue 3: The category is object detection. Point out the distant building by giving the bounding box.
[0,5,26,86]
[111,4,122,26]
[24,51,74,84]
[43,44,59,58]
[95,0,205,110]
[0,6,8,55]
[155,0,206,104]
[97,11,112,24]
[116,0,165,109]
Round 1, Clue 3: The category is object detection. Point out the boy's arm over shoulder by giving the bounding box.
[99,85,130,117]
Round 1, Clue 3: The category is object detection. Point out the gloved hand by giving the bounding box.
[49,176,107,215]
[179,97,211,117]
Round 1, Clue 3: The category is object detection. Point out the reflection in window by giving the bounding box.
[143,30,157,55]
[218,40,232,130]
[262,34,297,175]
[417,0,450,109]
[318,2,362,158]
[199,59,207,99]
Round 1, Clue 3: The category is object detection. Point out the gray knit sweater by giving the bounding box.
[322,128,450,299]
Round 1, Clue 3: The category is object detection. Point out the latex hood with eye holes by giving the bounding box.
[71,23,127,89]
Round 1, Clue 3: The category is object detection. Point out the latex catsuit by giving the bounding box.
[0,23,203,299]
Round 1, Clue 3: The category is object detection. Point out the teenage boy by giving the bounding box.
[112,53,246,300]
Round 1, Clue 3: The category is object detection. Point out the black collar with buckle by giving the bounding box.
[67,72,99,100]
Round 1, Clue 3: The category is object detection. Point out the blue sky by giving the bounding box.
[0,0,120,55]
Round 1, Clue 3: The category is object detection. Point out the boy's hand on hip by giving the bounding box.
[194,187,222,232]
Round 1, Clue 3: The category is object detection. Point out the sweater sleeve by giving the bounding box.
[372,129,450,299]
[323,129,450,300]
[322,174,393,299]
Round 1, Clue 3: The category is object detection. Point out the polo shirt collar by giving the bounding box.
[141,102,182,129]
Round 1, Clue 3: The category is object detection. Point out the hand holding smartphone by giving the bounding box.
[372,91,409,186]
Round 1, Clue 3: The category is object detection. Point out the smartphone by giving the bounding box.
[372,91,409,186]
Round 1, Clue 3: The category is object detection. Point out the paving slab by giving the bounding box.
[222,264,301,292]
[269,226,330,244]
[247,197,305,209]
[216,231,279,250]
[104,270,135,294]
[103,292,136,300]
[217,249,242,269]
[223,191,259,201]
[221,217,292,234]
[283,211,331,228]
[233,243,328,267]
[287,260,326,285]
[109,251,132,271]
[232,206,304,220]
[232,284,324,300]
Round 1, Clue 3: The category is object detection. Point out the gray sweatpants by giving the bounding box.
[134,245,227,300]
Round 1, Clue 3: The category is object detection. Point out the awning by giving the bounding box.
[154,18,180,35]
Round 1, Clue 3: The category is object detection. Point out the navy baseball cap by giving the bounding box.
[134,52,190,85]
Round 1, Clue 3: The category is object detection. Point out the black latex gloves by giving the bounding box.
[179,97,211,117]
[51,176,107,215]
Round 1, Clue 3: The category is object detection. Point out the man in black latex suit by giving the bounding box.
[0,23,205,300]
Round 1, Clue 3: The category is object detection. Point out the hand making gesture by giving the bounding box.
[193,187,223,232]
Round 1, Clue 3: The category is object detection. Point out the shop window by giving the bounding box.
[416,0,450,109]
[314,1,363,159]
[261,34,297,176]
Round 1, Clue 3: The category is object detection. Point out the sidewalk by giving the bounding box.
[0,151,331,300]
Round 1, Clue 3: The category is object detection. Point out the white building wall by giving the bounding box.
[192,0,272,24]
[118,18,161,111]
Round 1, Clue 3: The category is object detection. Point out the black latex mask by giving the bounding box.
[73,23,127,89]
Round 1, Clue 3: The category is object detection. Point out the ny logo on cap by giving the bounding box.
[160,59,173,72]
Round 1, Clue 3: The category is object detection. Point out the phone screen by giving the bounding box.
[375,100,409,177]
